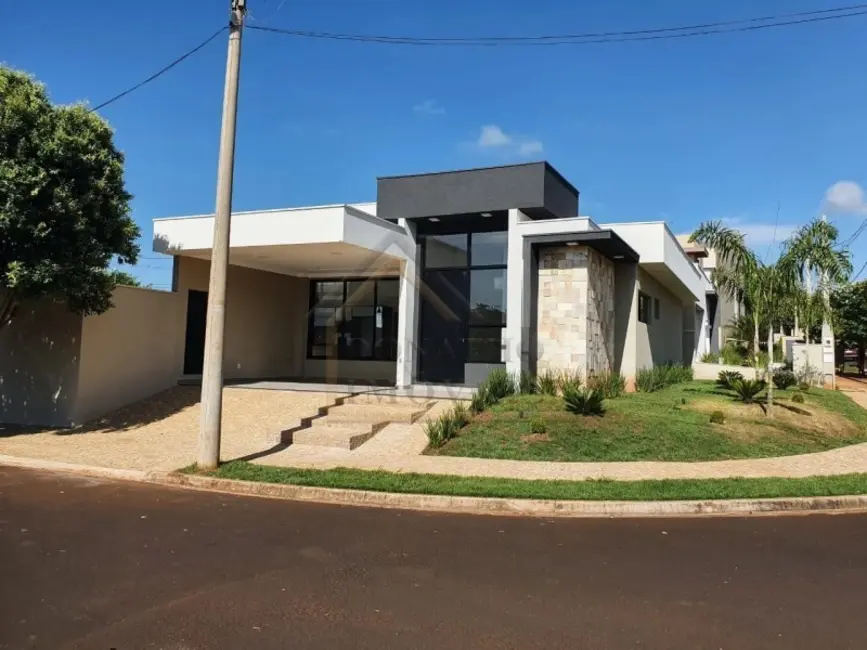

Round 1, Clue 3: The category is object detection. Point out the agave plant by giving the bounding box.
[716,370,744,390]
[563,386,605,416]
[730,378,767,404]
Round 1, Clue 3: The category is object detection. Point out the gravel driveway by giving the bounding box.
[0,386,344,471]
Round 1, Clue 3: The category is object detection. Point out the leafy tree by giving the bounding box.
[831,280,867,375]
[0,66,139,329]
[691,217,851,417]
[106,269,142,287]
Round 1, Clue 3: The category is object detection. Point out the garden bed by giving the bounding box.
[430,381,867,463]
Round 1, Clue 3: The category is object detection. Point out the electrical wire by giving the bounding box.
[853,258,867,280]
[248,4,867,46]
[91,25,228,112]
[841,217,867,247]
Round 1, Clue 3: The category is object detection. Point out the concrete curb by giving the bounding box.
[3,454,867,518]
[0,454,155,483]
[157,472,867,518]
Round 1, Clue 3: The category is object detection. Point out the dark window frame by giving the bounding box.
[654,297,660,320]
[307,277,400,361]
[419,227,508,365]
[638,291,651,324]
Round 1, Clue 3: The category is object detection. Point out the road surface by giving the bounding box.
[1,466,866,649]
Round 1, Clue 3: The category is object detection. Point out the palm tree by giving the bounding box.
[691,217,850,416]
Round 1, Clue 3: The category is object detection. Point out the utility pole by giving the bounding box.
[198,0,247,469]
[820,214,836,388]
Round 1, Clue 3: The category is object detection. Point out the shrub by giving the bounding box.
[424,403,469,448]
[470,385,490,414]
[720,342,746,366]
[536,370,558,396]
[517,371,537,395]
[772,368,796,390]
[796,362,822,390]
[636,364,694,393]
[709,410,726,424]
[423,419,445,448]
[792,391,805,404]
[798,381,811,392]
[529,418,547,434]
[716,370,744,390]
[451,402,470,427]
[749,350,770,370]
[485,368,516,401]
[699,351,718,363]
[563,386,605,416]
[556,369,583,395]
[730,378,766,404]
[586,370,625,399]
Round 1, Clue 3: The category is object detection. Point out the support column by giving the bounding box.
[395,219,418,388]
[505,209,531,377]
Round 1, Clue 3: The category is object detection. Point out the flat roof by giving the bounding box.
[377,161,580,198]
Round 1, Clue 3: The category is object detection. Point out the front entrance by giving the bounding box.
[419,269,468,383]
[183,289,208,375]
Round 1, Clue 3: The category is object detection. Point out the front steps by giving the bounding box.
[284,398,435,450]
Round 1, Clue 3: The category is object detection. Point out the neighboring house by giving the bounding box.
[155,161,715,389]
[675,234,742,354]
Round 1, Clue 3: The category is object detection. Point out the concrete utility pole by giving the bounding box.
[198,0,247,469]
[820,214,836,388]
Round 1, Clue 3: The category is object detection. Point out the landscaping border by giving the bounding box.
[2,454,867,519]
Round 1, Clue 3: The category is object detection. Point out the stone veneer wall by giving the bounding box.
[536,246,615,378]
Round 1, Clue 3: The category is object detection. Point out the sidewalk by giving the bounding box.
[1,383,866,482]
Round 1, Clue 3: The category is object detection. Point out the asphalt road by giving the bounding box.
[1,467,866,650]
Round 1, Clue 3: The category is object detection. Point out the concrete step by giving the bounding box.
[309,416,376,433]
[324,403,426,423]
[291,425,375,450]
[344,394,435,408]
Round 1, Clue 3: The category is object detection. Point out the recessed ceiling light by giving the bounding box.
[481,212,492,217]
[613,254,625,259]
[565,241,579,247]
[429,217,440,222]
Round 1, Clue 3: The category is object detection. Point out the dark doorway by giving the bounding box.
[183,290,208,375]
[419,269,468,383]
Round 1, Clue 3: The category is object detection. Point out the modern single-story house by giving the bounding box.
[154,161,718,389]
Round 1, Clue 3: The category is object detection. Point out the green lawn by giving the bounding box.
[431,381,867,463]
[191,461,867,502]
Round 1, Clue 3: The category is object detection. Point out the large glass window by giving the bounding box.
[469,269,506,326]
[307,278,399,361]
[471,231,508,266]
[425,234,468,268]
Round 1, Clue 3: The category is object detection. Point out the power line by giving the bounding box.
[248,4,867,46]
[841,217,867,247]
[853,258,867,280]
[91,25,227,112]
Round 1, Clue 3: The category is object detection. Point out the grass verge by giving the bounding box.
[432,381,867,463]
[184,461,867,502]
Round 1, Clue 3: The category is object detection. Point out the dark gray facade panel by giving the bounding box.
[544,166,581,218]
[377,162,578,220]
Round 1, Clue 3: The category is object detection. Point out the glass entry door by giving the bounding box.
[419,269,469,383]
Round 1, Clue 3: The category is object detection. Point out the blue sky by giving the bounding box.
[5,0,867,287]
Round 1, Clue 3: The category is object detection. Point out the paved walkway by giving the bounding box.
[1,382,866,481]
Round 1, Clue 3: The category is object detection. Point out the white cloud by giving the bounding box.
[518,139,544,156]
[823,181,867,215]
[413,99,445,116]
[473,124,543,157]
[477,124,512,147]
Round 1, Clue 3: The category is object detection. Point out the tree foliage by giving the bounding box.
[0,66,139,327]
[831,280,867,374]
[691,217,851,416]
[106,269,142,287]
